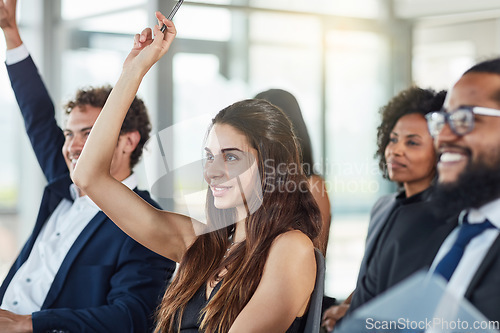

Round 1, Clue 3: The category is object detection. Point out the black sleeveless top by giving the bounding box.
[179,281,307,332]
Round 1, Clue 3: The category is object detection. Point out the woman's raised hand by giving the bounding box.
[123,11,177,76]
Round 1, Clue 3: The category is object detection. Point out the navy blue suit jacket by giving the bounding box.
[0,56,176,333]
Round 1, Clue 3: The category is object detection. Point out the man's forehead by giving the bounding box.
[63,106,100,130]
[446,72,500,109]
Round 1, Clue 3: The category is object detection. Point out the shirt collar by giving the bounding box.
[69,173,138,209]
[459,197,500,229]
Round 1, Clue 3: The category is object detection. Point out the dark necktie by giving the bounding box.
[434,215,494,281]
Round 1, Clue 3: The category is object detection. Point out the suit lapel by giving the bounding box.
[41,211,107,309]
[365,196,397,252]
[361,195,398,270]
[41,187,140,309]
[0,176,73,301]
[33,176,73,234]
[464,234,500,299]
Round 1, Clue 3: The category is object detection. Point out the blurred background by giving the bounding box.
[1,0,500,301]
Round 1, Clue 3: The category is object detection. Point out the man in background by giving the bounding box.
[0,0,175,332]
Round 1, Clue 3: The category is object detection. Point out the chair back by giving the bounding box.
[304,248,326,333]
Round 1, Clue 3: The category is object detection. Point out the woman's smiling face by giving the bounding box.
[204,123,260,219]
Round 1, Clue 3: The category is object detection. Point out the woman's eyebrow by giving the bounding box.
[221,148,244,153]
[204,147,244,154]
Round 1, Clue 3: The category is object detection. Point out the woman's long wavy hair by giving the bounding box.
[154,99,321,332]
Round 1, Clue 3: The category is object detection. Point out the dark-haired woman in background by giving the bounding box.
[254,89,332,257]
[322,86,446,332]
[72,14,322,333]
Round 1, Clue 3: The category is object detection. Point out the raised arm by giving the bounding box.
[2,0,68,182]
[72,13,197,262]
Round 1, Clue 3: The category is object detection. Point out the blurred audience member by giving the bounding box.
[322,86,446,331]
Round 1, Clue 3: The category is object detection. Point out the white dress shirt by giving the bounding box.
[429,197,500,299]
[5,43,29,65]
[1,173,137,315]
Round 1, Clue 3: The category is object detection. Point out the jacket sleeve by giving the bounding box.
[7,56,68,182]
[348,205,403,313]
[31,235,176,333]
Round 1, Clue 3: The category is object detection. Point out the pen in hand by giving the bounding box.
[161,0,184,32]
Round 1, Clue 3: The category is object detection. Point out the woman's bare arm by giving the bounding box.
[72,13,199,262]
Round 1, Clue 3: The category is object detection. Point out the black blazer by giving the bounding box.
[356,193,398,285]
[349,200,457,312]
[355,188,435,292]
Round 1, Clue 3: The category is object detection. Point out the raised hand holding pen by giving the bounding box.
[72,10,183,263]
[123,11,177,75]
[161,0,183,32]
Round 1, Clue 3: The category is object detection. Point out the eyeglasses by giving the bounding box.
[425,106,500,137]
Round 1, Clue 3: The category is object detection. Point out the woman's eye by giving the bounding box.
[205,153,214,161]
[407,140,420,146]
[388,137,397,144]
[225,154,238,162]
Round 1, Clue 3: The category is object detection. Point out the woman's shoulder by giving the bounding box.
[262,230,317,315]
[308,173,325,182]
[370,192,399,214]
[263,230,317,288]
[308,174,326,187]
[269,230,316,261]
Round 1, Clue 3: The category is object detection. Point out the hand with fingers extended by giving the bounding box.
[122,11,177,76]
[0,0,22,49]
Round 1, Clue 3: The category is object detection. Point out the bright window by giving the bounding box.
[324,30,390,299]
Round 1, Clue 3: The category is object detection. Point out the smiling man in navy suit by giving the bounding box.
[0,1,176,332]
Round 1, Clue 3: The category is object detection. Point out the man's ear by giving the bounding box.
[122,131,141,153]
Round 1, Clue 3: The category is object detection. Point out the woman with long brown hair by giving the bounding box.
[72,12,321,333]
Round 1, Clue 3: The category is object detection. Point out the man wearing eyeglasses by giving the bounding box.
[422,60,500,321]
[344,58,500,327]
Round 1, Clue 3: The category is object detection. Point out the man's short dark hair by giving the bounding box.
[64,85,151,169]
[464,57,500,104]
[464,57,500,76]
